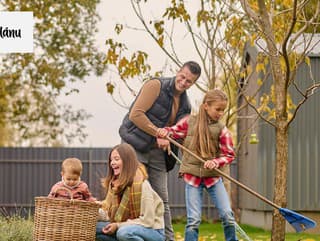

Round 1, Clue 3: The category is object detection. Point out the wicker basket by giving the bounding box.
[33,187,101,241]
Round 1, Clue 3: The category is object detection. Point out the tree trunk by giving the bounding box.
[271,118,288,241]
[267,35,288,240]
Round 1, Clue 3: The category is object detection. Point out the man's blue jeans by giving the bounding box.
[96,221,165,241]
[184,178,238,241]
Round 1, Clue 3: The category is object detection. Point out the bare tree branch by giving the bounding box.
[130,0,180,66]
[288,83,320,125]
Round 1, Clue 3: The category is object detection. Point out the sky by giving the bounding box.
[61,1,203,147]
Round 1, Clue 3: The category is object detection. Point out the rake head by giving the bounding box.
[279,208,317,232]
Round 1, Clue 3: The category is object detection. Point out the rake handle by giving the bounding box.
[166,135,281,210]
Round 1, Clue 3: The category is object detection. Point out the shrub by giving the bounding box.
[0,215,33,241]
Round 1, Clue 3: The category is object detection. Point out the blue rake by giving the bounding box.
[167,136,317,232]
[279,208,316,232]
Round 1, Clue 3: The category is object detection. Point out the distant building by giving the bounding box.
[237,34,320,233]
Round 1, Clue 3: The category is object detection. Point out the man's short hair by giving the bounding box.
[182,61,201,77]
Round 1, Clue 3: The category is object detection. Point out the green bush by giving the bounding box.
[0,215,33,241]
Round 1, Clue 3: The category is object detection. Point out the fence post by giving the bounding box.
[88,149,93,188]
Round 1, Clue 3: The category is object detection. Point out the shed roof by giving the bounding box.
[243,33,320,60]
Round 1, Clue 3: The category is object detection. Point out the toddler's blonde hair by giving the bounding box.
[61,157,83,176]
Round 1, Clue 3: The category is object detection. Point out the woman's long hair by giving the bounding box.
[189,89,228,158]
[102,143,144,194]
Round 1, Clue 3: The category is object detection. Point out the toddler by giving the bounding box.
[48,157,96,201]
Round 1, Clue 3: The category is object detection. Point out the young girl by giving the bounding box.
[160,89,238,241]
[96,143,165,241]
[48,157,96,201]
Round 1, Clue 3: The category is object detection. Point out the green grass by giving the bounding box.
[0,214,319,241]
[173,222,319,241]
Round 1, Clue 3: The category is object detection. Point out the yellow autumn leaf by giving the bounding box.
[305,56,311,66]
[118,57,128,69]
[106,82,114,94]
[106,49,118,64]
[157,35,164,47]
[256,63,265,73]
[239,71,246,79]
[247,96,256,105]
[114,23,123,34]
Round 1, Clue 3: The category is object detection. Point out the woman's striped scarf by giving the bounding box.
[103,165,147,222]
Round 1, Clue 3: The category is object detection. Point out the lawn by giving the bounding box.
[173,222,319,241]
[0,215,319,241]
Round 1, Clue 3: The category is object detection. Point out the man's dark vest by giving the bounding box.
[180,115,225,177]
[119,77,191,153]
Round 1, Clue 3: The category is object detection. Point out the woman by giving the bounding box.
[96,143,165,241]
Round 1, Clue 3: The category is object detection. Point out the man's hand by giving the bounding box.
[157,138,171,153]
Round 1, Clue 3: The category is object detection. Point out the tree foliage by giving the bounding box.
[239,0,320,240]
[0,0,106,146]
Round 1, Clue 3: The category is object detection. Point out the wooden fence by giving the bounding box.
[0,147,238,220]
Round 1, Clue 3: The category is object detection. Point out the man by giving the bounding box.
[119,61,201,241]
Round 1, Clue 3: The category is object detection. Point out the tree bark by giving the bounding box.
[271,124,288,241]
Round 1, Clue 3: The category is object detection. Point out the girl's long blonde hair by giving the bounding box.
[190,89,228,158]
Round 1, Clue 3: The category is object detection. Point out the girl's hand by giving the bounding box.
[156,128,169,138]
[204,159,219,169]
[102,223,118,235]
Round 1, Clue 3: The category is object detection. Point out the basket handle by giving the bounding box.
[52,186,74,200]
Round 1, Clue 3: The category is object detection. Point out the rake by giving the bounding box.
[166,135,317,233]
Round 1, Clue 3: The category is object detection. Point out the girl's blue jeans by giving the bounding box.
[96,221,165,241]
[184,178,238,241]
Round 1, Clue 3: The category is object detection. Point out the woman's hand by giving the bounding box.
[102,222,118,235]
[204,159,219,169]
